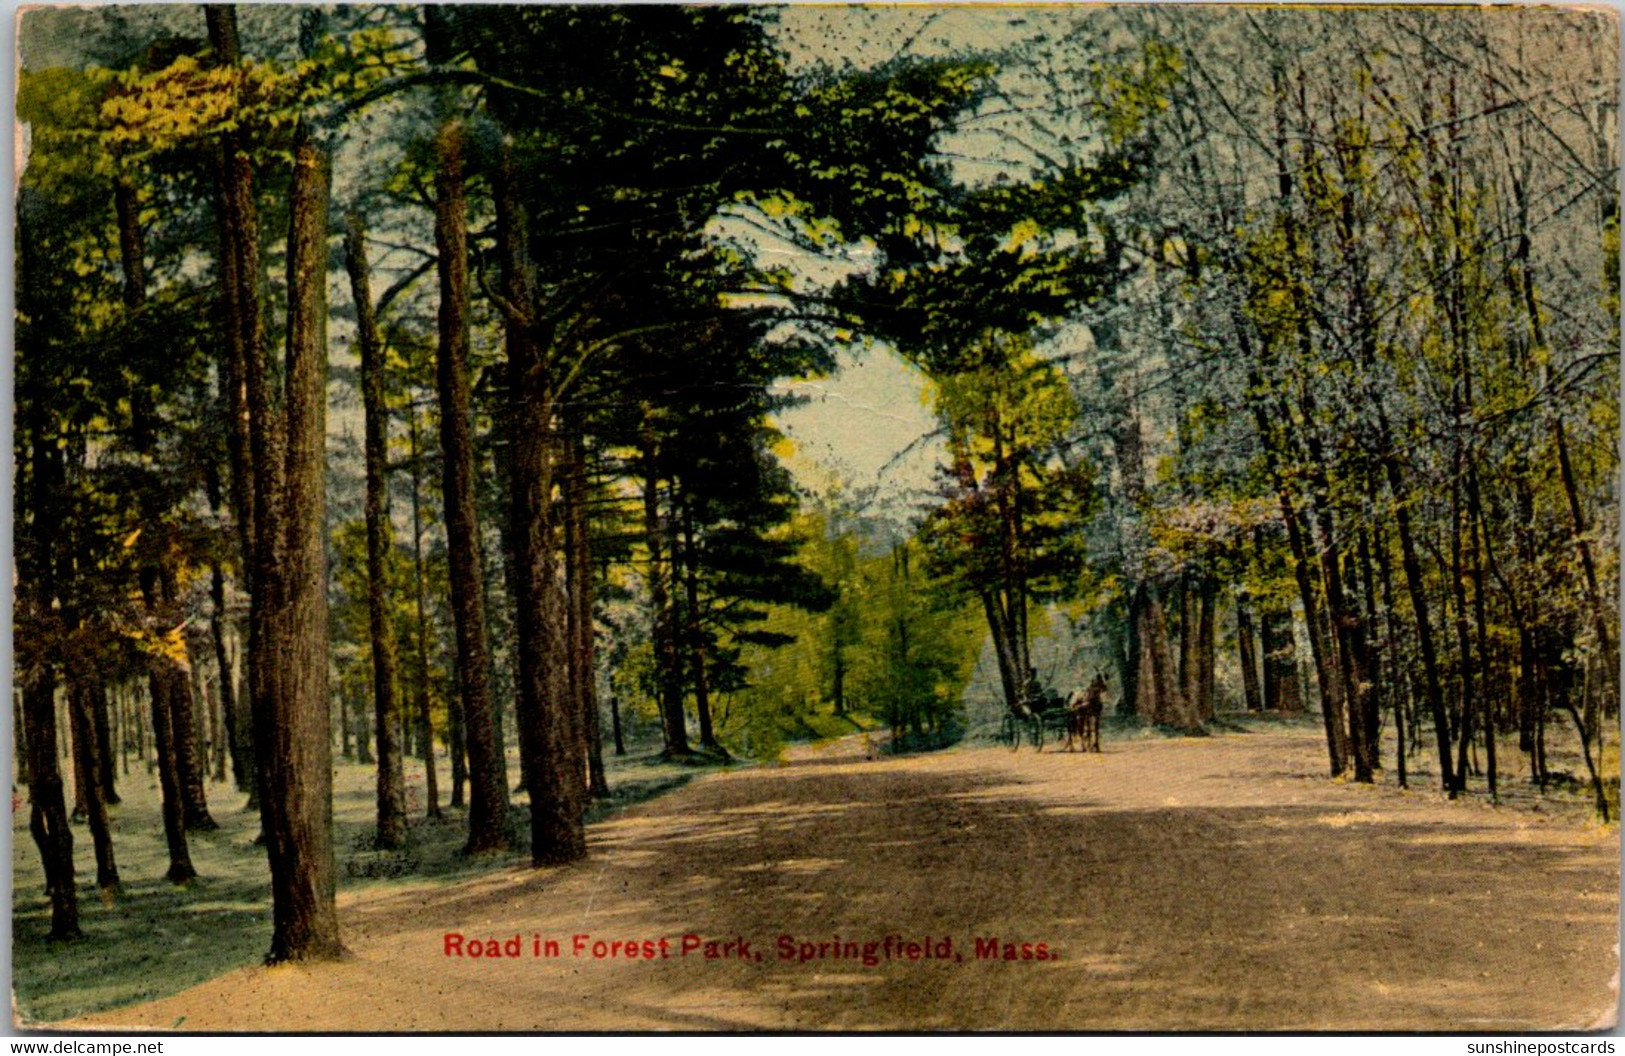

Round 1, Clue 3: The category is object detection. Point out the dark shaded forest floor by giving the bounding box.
[31,719,1618,1032]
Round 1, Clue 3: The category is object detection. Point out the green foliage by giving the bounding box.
[919,337,1096,607]
[727,503,982,759]
[99,24,411,155]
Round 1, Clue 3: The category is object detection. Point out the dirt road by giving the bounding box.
[74,728,1618,1032]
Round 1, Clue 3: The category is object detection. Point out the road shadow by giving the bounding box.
[501,759,1621,1031]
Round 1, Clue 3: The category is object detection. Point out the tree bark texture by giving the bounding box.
[24,668,79,938]
[639,426,690,756]
[678,493,721,751]
[344,213,408,851]
[498,153,585,863]
[406,406,442,821]
[1236,590,1264,712]
[1384,454,1456,797]
[565,422,610,796]
[206,4,261,804]
[251,128,345,963]
[434,120,508,853]
[68,679,119,891]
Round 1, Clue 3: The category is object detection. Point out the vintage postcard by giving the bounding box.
[11,2,1620,1034]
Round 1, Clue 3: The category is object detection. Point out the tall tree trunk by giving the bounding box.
[1236,590,1264,713]
[24,668,79,938]
[1263,415,1340,764]
[339,688,353,760]
[1262,71,1353,776]
[1508,158,1618,707]
[117,164,216,851]
[133,686,148,774]
[163,569,216,832]
[206,3,260,808]
[344,213,408,851]
[1373,519,1408,789]
[16,322,73,933]
[191,639,211,783]
[1450,472,1477,794]
[1475,471,1534,801]
[92,682,119,806]
[891,543,916,737]
[406,405,442,821]
[1260,606,1303,713]
[15,690,30,788]
[144,634,197,883]
[1469,494,1497,802]
[353,684,375,765]
[565,422,610,796]
[1352,530,1384,775]
[1110,394,1195,729]
[1178,577,1194,711]
[68,679,119,893]
[640,426,689,755]
[1516,482,1545,782]
[432,120,508,852]
[1300,452,1361,779]
[989,422,1032,689]
[70,684,90,822]
[1135,590,1192,727]
[113,685,125,779]
[982,591,1024,713]
[1195,577,1216,721]
[206,648,229,783]
[1318,164,1387,785]
[1119,589,1143,718]
[1333,540,1377,783]
[1552,417,1617,704]
[678,494,721,753]
[957,425,1022,715]
[1384,455,1456,797]
[448,691,466,810]
[497,152,585,863]
[252,122,344,963]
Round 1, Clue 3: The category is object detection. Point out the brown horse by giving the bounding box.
[1065,673,1106,753]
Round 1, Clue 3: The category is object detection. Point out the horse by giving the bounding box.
[1065,672,1106,753]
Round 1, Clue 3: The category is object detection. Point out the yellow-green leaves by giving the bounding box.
[99,22,410,157]
[1090,39,1182,147]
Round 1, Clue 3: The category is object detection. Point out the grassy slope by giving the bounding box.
[11,747,699,1024]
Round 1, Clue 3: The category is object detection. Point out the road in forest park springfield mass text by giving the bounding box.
[441,932,1058,966]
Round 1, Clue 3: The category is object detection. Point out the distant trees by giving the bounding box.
[16,38,229,933]
[1092,7,1618,802]
[727,498,985,756]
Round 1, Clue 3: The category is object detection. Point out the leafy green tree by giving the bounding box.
[918,337,1095,714]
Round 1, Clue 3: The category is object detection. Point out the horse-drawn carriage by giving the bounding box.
[995,679,1102,752]
[996,696,1066,750]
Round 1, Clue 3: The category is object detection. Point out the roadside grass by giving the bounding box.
[11,746,699,1025]
[967,697,1615,824]
[797,707,880,742]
